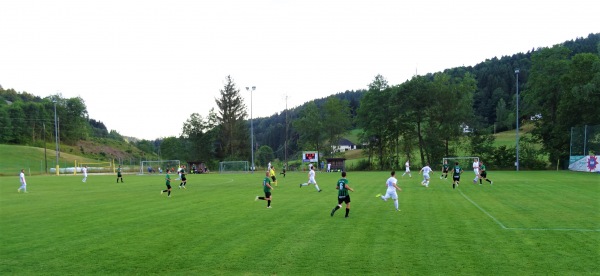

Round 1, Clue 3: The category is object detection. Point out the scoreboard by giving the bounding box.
[302,151,319,163]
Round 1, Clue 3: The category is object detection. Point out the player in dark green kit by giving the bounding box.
[116,165,124,183]
[440,159,450,180]
[255,171,274,208]
[478,161,493,185]
[330,171,354,218]
[161,169,172,197]
[179,166,187,189]
[452,162,463,189]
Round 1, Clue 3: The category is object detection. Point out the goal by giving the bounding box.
[442,156,480,169]
[219,161,249,173]
[76,161,114,175]
[139,160,181,175]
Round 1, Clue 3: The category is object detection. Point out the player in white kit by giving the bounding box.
[300,165,321,192]
[402,160,411,177]
[18,169,27,193]
[376,171,402,211]
[82,166,88,183]
[419,164,433,187]
[472,158,480,184]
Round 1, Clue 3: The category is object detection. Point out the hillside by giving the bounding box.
[0,140,147,176]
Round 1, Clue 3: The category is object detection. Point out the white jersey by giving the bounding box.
[386,176,397,191]
[405,162,410,172]
[82,167,88,176]
[421,166,432,176]
[384,176,399,200]
[20,172,26,185]
[308,169,316,183]
[473,161,480,174]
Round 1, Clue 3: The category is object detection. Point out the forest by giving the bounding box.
[1,33,598,170]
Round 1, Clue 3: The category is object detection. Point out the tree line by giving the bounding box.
[1,33,598,170]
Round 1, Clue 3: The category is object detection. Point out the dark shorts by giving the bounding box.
[453,175,460,181]
[166,184,172,189]
[117,172,122,177]
[271,176,276,182]
[264,192,272,198]
[181,175,187,181]
[442,168,449,173]
[480,171,487,178]
[338,195,351,204]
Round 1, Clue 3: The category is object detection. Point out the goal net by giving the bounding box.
[219,161,249,173]
[442,156,480,170]
[139,160,181,175]
[76,161,114,174]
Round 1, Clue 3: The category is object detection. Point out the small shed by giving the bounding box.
[325,158,346,172]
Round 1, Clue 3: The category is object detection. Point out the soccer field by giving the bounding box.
[1,170,598,274]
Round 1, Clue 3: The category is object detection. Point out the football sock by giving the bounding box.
[394,200,399,210]
[486,179,492,183]
[258,197,265,200]
[345,208,350,217]
[452,183,456,189]
[267,200,271,207]
[480,179,483,184]
[314,184,320,191]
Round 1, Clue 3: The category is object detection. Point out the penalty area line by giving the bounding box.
[458,189,600,232]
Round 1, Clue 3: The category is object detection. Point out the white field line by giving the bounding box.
[459,189,600,232]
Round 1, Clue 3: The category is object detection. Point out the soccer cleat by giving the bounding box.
[267,206,272,209]
[168,195,171,198]
[178,186,181,189]
[17,189,20,193]
[255,196,259,201]
[375,194,382,198]
[161,190,163,195]
[490,181,493,185]
[318,190,322,192]
[299,183,302,188]
[331,208,337,216]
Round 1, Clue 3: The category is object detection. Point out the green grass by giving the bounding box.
[1,170,599,274]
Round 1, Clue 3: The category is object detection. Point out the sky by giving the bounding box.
[1,0,598,140]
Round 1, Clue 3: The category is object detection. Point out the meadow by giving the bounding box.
[1,170,599,275]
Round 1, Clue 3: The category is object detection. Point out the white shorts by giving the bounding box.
[308,178,317,184]
[385,189,398,200]
[423,174,430,180]
[405,168,410,173]
[473,169,479,175]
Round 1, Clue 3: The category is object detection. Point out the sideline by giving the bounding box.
[458,189,600,232]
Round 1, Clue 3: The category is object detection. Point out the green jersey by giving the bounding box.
[452,165,462,176]
[337,178,350,197]
[263,177,272,193]
[443,163,450,171]
[480,164,486,172]
[165,173,171,185]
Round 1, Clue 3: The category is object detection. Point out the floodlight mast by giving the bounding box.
[246,86,256,173]
[515,68,520,171]
[53,99,59,175]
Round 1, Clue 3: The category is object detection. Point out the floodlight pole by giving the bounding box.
[53,99,59,175]
[515,68,520,171]
[246,86,256,173]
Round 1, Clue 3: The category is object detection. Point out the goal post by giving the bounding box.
[219,161,249,173]
[75,160,114,175]
[139,160,181,175]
